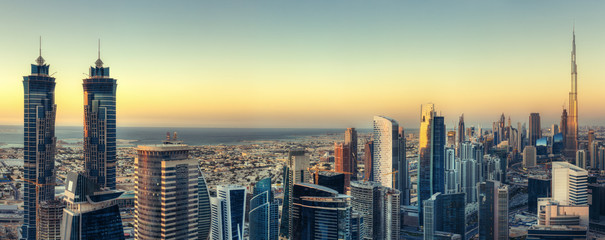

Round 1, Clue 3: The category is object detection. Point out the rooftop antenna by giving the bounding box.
[95,38,104,67]
[35,36,45,65]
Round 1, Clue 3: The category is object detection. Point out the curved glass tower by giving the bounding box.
[22,49,57,240]
[83,50,117,189]
[249,178,279,240]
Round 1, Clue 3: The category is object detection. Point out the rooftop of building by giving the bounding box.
[135,144,191,151]
[528,225,587,231]
[552,161,587,173]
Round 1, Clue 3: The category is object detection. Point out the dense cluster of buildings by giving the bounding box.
[3,30,605,240]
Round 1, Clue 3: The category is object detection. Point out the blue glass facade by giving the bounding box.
[417,111,446,225]
[552,133,564,155]
[528,177,551,214]
[211,185,247,240]
[279,166,291,238]
[83,60,117,190]
[61,172,125,240]
[62,205,125,240]
[249,178,279,240]
[437,193,466,240]
[292,183,351,240]
[536,137,549,156]
[199,169,212,240]
[22,58,57,240]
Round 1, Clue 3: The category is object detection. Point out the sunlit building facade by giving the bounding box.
[134,144,199,240]
[83,53,118,189]
[22,50,57,240]
[417,104,446,225]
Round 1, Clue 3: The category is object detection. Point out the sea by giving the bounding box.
[0,125,378,148]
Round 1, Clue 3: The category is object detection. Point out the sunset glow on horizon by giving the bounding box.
[2,1,605,128]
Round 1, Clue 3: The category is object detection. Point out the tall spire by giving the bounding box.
[35,36,45,65]
[95,39,104,67]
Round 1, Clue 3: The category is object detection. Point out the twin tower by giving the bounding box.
[22,43,117,240]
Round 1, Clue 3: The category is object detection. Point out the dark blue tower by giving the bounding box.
[22,43,57,240]
[83,41,118,189]
[249,178,279,240]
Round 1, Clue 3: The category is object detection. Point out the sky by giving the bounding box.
[1,1,605,128]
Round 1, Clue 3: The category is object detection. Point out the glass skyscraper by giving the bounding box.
[199,168,212,240]
[291,183,352,240]
[210,185,247,240]
[60,172,125,240]
[279,149,309,239]
[417,104,446,225]
[249,178,279,240]
[83,52,117,189]
[22,50,57,240]
[423,192,466,240]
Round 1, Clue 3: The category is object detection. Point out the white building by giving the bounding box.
[552,161,588,205]
[372,116,399,188]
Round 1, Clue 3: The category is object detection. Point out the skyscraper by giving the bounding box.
[576,150,587,169]
[279,149,309,239]
[22,43,57,240]
[398,126,410,205]
[527,177,551,214]
[565,29,579,160]
[423,192,466,240]
[478,180,508,240]
[199,168,212,240]
[334,142,352,189]
[210,185,247,240]
[37,200,64,240]
[345,128,358,180]
[134,144,199,240]
[291,183,352,240]
[457,114,465,146]
[249,178,279,240]
[364,141,374,181]
[528,113,541,146]
[372,116,399,189]
[523,146,537,168]
[417,104,446,225]
[350,181,400,240]
[83,43,118,190]
[552,161,587,205]
[61,172,125,240]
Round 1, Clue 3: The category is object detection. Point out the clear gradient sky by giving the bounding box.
[1,1,604,128]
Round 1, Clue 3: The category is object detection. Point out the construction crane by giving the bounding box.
[383,170,399,186]
[307,166,352,184]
